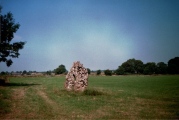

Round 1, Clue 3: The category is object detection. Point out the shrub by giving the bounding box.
[96,70,101,75]
[104,69,112,76]
[87,68,91,74]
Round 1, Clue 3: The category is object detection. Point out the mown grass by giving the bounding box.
[0,75,179,119]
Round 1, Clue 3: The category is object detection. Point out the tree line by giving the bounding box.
[114,57,179,75]
[1,57,179,76]
[53,64,91,75]
[53,56,179,76]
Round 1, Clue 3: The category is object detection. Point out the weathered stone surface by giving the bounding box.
[64,61,88,92]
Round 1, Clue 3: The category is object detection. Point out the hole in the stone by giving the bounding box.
[73,74,76,81]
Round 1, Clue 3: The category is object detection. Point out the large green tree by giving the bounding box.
[0,7,25,66]
[120,58,144,74]
[168,57,179,74]
[115,66,125,75]
[143,62,156,75]
[54,64,67,75]
[156,62,167,74]
[134,60,144,74]
[104,69,112,76]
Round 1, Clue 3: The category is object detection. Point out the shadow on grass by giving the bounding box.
[0,82,41,87]
[83,89,104,96]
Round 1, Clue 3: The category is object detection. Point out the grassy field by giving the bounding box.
[0,75,179,119]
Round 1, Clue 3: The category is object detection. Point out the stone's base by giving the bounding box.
[64,61,88,92]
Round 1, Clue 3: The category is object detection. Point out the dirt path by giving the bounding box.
[2,87,26,119]
[36,88,67,119]
[37,89,59,109]
[1,85,66,119]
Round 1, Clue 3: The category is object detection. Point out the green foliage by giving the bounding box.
[54,64,67,74]
[46,70,52,75]
[143,62,156,75]
[120,58,144,74]
[0,71,9,75]
[96,70,101,75]
[22,70,27,75]
[87,68,91,74]
[121,59,135,73]
[0,7,25,67]
[104,69,112,76]
[117,57,179,75]
[168,57,179,74]
[115,66,125,75]
[135,59,144,73]
[156,62,167,74]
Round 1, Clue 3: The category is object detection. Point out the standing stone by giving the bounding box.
[64,61,88,92]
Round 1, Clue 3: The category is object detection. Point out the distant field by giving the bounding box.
[0,75,179,119]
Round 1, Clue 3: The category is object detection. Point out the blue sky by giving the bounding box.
[0,0,179,72]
